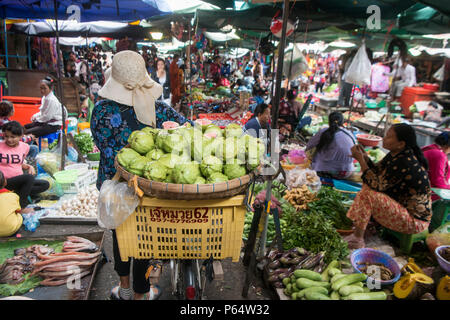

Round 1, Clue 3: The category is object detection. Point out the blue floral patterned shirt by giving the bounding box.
[91,99,193,190]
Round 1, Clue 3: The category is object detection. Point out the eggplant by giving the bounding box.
[288,266,296,273]
[288,257,302,266]
[302,252,325,270]
[268,260,281,269]
[273,281,284,288]
[278,273,289,281]
[267,250,280,261]
[279,257,290,266]
[268,274,279,283]
[269,268,289,276]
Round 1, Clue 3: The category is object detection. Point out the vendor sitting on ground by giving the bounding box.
[344,123,432,249]
[305,111,356,179]
[422,131,450,199]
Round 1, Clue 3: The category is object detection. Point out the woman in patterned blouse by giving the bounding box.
[344,123,432,249]
[90,50,192,301]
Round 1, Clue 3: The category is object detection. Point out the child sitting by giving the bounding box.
[0,100,39,159]
[0,121,49,208]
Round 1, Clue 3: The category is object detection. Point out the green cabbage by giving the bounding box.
[223,163,247,180]
[173,162,201,184]
[128,156,149,176]
[156,131,187,154]
[143,161,168,182]
[204,125,223,138]
[225,123,243,138]
[207,172,228,183]
[129,132,155,155]
[200,155,223,178]
[146,148,165,161]
[194,176,206,184]
[141,127,160,139]
[158,154,182,169]
[117,148,141,168]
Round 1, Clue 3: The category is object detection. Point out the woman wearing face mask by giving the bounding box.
[151,58,171,107]
[344,123,432,249]
[24,76,67,138]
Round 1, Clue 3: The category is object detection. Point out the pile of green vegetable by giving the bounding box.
[282,208,350,264]
[306,187,354,230]
[283,260,388,300]
[74,132,94,155]
[117,123,265,184]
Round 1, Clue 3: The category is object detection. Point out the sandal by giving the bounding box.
[147,284,162,300]
[110,285,133,300]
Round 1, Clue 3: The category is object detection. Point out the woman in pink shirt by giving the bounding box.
[0,121,49,208]
[422,132,450,200]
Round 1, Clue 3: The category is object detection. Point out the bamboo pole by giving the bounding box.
[54,0,67,171]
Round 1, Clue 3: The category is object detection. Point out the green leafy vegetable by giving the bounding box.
[306,187,354,230]
[281,209,350,264]
[74,132,94,155]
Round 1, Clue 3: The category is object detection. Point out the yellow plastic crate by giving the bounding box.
[115,195,247,262]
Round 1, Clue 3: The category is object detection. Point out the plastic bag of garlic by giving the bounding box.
[59,185,100,218]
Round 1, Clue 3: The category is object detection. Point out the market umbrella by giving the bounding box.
[0,0,172,170]
[9,20,151,38]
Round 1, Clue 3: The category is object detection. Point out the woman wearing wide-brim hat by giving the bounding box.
[91,50,192,300]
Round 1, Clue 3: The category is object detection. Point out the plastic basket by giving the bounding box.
[351,248,401,286]
[59,170,97,194]
[65,163,89,176]
[332,179,362,199]
[115,195,247,262]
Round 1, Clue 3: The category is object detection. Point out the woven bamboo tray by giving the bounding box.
[114,157,258,200]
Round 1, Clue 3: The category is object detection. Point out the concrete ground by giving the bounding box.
[15,223,275,300]
[11,218,442,300]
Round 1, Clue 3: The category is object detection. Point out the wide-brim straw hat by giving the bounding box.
[98,50,163,126]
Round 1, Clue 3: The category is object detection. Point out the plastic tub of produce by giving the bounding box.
[435,245,450,273]
[351,248,401,286]
[356,134,382,147]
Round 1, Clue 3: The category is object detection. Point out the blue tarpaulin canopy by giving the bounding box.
[0,0,172,22]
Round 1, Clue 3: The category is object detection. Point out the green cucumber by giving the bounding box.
[354,282,364,288]
[332,273,368,291]
[346,291,387,300]
[293,269,323,281]
[339,285,365,296]
[296,278,331,290]
[321,260,339,282]
[305,291,331,300]
[330,291,341,300]
[328,267,342,277]
[330,273,347,284]
[297,286,329,298]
